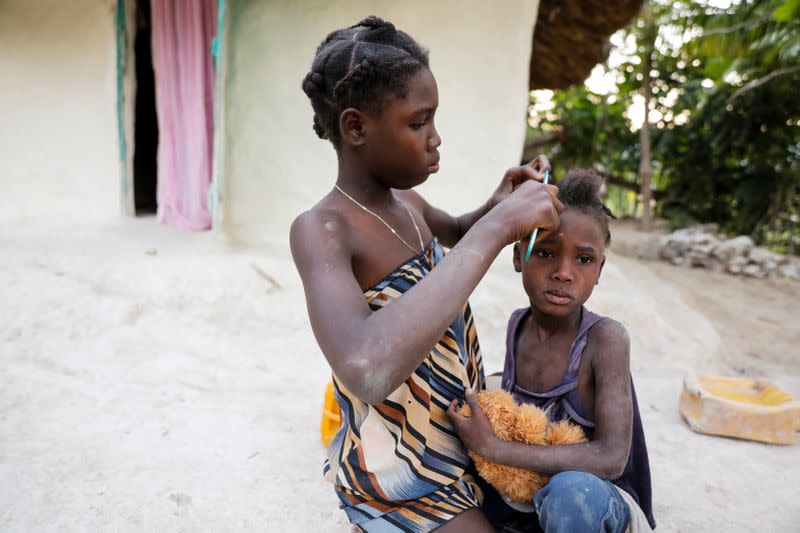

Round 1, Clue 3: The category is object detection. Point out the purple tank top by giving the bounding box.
[501,307,656,530]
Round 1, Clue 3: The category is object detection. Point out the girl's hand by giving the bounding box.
[447,389,499,459]
[485,179,563,246]
[489,155,552,209]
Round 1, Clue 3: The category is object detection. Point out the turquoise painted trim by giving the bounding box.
[116,0,128,197]
[211,36,219,61]
[215,0,226,65]
[209,0,226,230]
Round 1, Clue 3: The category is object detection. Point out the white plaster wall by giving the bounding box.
[222,0,540,244]
[0,0,119,225]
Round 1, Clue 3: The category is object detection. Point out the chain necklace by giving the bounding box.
[334,185,424,254]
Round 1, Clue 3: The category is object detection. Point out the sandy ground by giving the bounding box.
[2,217,799,532]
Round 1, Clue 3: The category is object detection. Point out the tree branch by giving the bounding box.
[699,16,769,38]
[727,65,800,103]
[521,131,564,162]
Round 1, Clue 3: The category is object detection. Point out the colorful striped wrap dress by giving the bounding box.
[323,237,486,532]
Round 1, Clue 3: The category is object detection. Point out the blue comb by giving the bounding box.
[524,170,550,262]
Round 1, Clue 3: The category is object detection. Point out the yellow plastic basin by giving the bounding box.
[697,374,794,406]
[680,373,800,445]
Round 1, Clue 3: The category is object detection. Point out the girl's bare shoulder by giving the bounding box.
[290,196,354,264]
[588,318,630,346]
[585,318,631,369]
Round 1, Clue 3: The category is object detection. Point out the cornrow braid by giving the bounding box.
[556,168,617,244]
[332,58,377,101]
[301,71,330,139]
[301,16,429,149]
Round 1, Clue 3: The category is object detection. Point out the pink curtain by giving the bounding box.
[151,0,217,231]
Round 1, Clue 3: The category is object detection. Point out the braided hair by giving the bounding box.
[301,16,430,149]
[557,168,616,244]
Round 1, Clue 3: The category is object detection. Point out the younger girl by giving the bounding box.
[291,16,561,533]
[448,169,656,532]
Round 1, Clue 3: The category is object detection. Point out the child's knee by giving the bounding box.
[535,471,600,511]
[541,470,601,497]
[534,471,629,532]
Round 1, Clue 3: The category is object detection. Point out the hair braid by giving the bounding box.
[352,15,394,31]
[557,168,617,244]
[333,59,377,101]
[301,16,429,149]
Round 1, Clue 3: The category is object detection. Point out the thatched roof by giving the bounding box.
[530,0,644,90]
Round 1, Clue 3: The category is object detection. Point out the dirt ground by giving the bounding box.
[609,219,800,377]
[1,217,798,532]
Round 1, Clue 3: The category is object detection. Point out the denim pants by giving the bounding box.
[533,471,630,533]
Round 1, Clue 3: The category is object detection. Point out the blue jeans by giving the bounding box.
[533,471,630,533]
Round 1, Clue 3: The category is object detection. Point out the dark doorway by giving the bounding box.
[133,0,158,214]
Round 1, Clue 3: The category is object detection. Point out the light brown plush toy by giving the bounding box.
[460,389,587,504]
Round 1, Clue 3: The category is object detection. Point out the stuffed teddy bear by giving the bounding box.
[459,389,587,504]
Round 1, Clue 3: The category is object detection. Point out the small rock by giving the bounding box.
[725,263,739,273]
[687,250,716,269]
[742,264,766,279]
[748,246,786,267]
[778,263,800,281]
[659,243,680,260]
[713,236,754,262]
[727,255,748,268]
[696,223,720,236]
[694,243,717,256]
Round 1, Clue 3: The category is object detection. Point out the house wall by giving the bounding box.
[0,0,119,225]
[221,0,540,244]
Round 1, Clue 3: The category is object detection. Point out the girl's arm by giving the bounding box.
[448,320,633,480]
[291,180,561,406]
[397,156,551,248]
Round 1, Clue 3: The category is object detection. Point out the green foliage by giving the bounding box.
[531,88,638,173]
[774,0,800,21]
[527,0,800,252]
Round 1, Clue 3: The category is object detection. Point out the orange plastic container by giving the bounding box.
[321,380,343,447]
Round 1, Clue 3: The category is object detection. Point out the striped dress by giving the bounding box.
[323,237,485,532]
